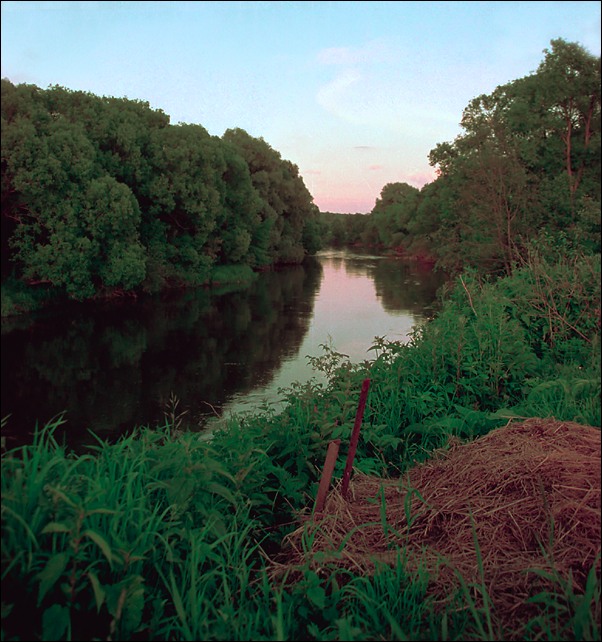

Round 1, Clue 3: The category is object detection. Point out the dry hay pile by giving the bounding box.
[275,418,601,638]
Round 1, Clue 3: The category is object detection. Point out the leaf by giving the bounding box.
[306,584,326,609]
[45,486,78,509]
[42,604,70,641]
[82,529,114,568]
[167,569,193,639]
[37,552,69,605]
[121,576,145,635]
[204,481,237,506]
[41,521,71,534]
[88,571,106,613]
[87,508,119,516]
[104,576,145,636]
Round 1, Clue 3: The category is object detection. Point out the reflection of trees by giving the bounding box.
[1,259,322,448]
[328,249,446,315]
[368,259,446,315]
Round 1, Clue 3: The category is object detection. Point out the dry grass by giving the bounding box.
[273,418,601,638]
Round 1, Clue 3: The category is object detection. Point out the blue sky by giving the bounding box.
[2,1,600,213]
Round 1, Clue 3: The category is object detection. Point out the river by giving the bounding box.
[1,249,445,450]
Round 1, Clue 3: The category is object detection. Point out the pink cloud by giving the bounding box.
[314,194,375,214]
[368,165,383,171]
[405,168,437,187]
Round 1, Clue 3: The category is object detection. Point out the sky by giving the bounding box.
[1,1,600,214]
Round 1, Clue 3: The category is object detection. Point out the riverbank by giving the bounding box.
[2,252,600,640]
[1,250,445,450]
[0,263,261,319]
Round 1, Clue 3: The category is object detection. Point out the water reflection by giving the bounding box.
[1,250,445,450]
[1,260,323,449]
[220,250,446,419]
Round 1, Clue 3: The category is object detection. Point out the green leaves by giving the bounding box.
[41,603,70,641]
[2,80,319,303]
[36,552,69,605]
[105,575,145,638]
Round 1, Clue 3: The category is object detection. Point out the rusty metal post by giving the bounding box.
[314,439,341,517]
[341,378,371,499]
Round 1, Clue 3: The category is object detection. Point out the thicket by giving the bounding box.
[1,80,324,309]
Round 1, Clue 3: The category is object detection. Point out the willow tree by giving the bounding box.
[222,128,318,264]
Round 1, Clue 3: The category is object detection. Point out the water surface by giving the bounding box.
[1,249,444,449]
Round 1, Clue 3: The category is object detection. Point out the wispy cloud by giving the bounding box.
[315,39,404,125]
[316,39,394,66]
[316,68,362,118]
[368,165,383,171]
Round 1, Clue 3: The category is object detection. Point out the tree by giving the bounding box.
[424,38,600,274]
[370,182,420,249]
[3,113,145,298]
[222,128,316,264]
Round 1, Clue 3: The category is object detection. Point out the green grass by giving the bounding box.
[2,410,599,640]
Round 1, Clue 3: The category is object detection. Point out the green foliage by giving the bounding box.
[422,38,601,275]
[2,37,601,642]
[317,39,600,277]
[222,128,318,265]
[0,274,58,316]
[1,79,319,306]
[371,182,421,249]
[209,263,257,286]
[281,255,600,481]
[3,241,600,641]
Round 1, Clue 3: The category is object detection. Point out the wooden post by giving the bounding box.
[341,378,371,499]
[314,439,341,517]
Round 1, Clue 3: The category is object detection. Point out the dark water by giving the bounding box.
[1,249,445,450]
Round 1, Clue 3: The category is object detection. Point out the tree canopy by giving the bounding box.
[320,39,600,276]
[1,80,321,300]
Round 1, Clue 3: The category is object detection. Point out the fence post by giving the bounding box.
[314,439,341,517]
[341,378,371,498]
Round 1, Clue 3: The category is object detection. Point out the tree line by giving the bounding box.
[321,39,600,276]
[2,38,599,306]
[1,80,323,301]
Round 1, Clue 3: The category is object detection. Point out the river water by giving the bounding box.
[1,249,445,450]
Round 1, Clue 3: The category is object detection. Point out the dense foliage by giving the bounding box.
[1,80,322,303]
[321,39,601,276]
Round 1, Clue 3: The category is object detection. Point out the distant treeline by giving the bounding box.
[1,79,323,300]
[321,39,600,276]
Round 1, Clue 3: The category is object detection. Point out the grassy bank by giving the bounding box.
[2,252,600,640]
[0,276,60,318]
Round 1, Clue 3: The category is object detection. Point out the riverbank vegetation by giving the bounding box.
[1,79,323,314]
[2,249,600,640]
[2,37,600,640]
